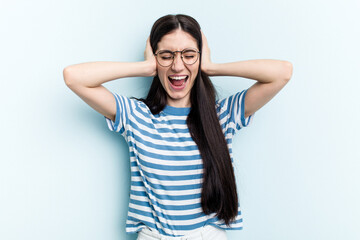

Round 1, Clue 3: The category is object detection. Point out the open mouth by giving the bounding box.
[168,76,188,89]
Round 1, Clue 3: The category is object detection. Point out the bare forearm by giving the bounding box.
[206,59,293,83]
[63,61,153,88]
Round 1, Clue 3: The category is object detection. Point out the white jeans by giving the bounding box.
[137,225,228,240]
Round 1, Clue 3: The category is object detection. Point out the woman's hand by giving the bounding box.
[200,30,214,75]
[144,37,157,77]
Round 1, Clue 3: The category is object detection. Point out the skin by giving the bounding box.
[64,28,293,122]
[150,29,200,108]
[145,30,293,118]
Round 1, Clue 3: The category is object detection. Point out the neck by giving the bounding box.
[166,96,191,108]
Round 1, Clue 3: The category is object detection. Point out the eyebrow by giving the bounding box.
[157,48,199,52]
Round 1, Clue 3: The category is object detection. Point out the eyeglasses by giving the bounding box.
[154,48,201,67]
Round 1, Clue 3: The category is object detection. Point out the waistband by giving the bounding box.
[138,224,216,240]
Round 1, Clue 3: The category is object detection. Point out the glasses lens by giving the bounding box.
[156,49,199,66]
[182,49,198,65]
[157,51,173,67]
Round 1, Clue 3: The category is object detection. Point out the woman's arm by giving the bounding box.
[63,61,156,88]
[201,32,293,119]
[63,38,156,121]
[204,59,292,82]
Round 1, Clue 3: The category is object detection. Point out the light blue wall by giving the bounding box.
[1,0,359,239]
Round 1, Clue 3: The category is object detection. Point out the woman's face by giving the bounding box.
[156,29,200,108]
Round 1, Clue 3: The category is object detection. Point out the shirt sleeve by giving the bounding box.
[217,88,255,134]
[104,92,130,134]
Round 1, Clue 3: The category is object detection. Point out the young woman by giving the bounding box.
[63,14,293,240]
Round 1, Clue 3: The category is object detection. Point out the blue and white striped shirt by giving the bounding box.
[104,89,254,237]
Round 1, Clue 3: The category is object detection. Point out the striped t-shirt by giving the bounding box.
[104,89,254,237]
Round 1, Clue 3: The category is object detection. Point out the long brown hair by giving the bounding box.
[140,14,238,226]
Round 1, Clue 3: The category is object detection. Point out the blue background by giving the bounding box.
[1,0,359,239]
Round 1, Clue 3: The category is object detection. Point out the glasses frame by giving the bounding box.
[154,48,201,67]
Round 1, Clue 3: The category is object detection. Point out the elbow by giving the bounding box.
[63,66,76,87]
[282,61,293,82]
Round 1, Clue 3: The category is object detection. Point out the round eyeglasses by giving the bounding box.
[154,48,201,67]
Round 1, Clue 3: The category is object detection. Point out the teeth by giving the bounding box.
[169,76,187,80]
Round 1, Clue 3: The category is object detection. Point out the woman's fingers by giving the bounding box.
[144,37,157,77]
[201,30,208,48]
[144,37,154,61]
[200,30,212,74]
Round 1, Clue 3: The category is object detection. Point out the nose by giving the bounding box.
[171,52,185,72]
